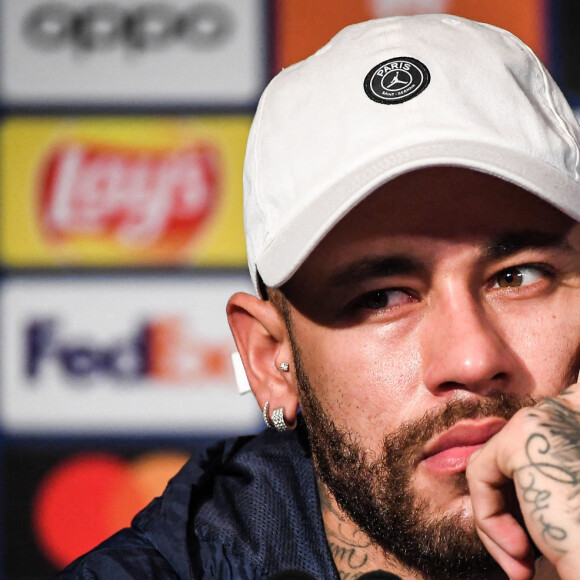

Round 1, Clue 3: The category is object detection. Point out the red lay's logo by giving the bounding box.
[39,142,222,256]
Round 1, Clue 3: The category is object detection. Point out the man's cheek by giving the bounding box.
[569,223,580,253]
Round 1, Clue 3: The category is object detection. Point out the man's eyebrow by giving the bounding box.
[327,255,423,288]
[483,230,572,260]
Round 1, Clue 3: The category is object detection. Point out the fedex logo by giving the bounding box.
[25,318,231,385]
[0,275,258,433]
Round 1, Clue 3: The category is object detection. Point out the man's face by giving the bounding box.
[281,167,580,577]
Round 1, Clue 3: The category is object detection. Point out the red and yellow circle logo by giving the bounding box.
[33,451,189,568]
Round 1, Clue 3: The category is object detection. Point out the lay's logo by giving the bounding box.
[1,117,249,267]
[39,141,221,255]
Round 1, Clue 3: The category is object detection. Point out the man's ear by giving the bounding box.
[227,292,299,426]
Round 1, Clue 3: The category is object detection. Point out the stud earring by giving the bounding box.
[279,362,290,372]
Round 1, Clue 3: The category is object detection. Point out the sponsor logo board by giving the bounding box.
[0,0,266,107]
[556,1,580,97]
[0,274,260,433]
[3,443,202,575]
[275,0,547,71]
[0,116,249,266]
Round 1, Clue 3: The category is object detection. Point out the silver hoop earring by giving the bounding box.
[262,401,273,429]
[279,362,290,372]
[271,407,288,432]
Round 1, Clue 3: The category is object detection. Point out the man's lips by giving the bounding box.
[420,418,507,475]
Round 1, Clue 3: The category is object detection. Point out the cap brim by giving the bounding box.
[257,139,580,288]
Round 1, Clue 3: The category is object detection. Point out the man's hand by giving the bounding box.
[467,379,580,580]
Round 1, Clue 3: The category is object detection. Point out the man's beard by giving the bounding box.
[294,354,534,580]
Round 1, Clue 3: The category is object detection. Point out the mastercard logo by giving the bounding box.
[32,450,189,569]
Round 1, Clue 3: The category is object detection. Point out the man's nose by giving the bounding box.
[420,289,515,395]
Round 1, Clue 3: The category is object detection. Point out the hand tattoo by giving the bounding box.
[515,398,580,552]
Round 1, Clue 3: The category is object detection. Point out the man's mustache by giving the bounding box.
[382,392,537,464]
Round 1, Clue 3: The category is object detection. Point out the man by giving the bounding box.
[60,14,580,580]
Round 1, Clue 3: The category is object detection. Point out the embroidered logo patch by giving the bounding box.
[364,57,430,105]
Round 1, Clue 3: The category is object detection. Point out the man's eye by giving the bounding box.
[356,289,410,310]
[493,265,545,289]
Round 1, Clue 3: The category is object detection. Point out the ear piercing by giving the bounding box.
[271,407,288,431]
[261,363,290,431]
[262,401,273,428]
[262,401,289,432]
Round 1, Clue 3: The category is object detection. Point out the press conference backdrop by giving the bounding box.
[0,0,576,577]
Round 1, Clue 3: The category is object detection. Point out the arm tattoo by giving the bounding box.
[515,398,580,552]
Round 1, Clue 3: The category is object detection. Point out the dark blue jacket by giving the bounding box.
[58,426,340,579]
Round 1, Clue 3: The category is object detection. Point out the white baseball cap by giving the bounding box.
[243,14,580,294]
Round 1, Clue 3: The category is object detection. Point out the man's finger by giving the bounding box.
[468,392,580,580]
[467,436,536,579]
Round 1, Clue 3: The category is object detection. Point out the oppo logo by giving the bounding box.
[22,2,235,52]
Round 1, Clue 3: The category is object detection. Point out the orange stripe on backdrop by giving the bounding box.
[275,0,547,72]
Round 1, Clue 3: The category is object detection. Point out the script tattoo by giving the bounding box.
[517,469,567,547]
[318,481,370,579]
[515,398,580,552]
[328,542,368,580]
